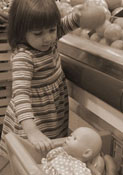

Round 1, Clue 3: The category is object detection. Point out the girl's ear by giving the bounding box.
[82,149,93,160]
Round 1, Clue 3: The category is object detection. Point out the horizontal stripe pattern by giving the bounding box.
[0,12,80,157]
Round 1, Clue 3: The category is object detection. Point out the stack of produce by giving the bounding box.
[57,0,123,50]
[0,0,11,28]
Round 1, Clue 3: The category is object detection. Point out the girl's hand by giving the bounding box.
[28,129,54,154]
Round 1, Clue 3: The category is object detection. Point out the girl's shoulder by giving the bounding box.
[11,47,33,62]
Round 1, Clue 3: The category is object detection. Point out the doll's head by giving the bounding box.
[63,127,102,163]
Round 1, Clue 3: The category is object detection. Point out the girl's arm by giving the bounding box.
[58,5,83,38]
[12,52,54,152]
[58,4,106,38]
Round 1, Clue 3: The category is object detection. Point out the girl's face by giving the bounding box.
[26,26,57,51]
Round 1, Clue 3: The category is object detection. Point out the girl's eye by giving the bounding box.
[33,31,43,36]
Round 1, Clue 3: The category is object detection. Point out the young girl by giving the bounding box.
[0,0,106,159]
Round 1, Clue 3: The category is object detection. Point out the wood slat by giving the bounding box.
[59,34,123,66]
[0,62,10,71]
[0,98,10,106]
[0,32,8,40]
[0,107,6,116]
[0,117,4,124]
[0,72,12,81]
[0,43,10,51]
[0,89,10,97]
[0,52,11,61]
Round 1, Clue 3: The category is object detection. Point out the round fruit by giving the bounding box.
[110,40,123,50]
[99,38,110,45]
[80,5,106,30]
[86,0,108,9]
[90,33,101,42]
[112,7,123,16]
[96,20,111,37]
[80,29,90,39]
[114,18,123,29]
[102,7,111,20]
[56,2,73,17]
[70,0,86,6]
[104,23,122,42]
[105,0,122,10]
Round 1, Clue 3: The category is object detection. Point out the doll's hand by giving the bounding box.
[28,129,54,154]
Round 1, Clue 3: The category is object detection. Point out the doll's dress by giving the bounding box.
[41,147,92,175]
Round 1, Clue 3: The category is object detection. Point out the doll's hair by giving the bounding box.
[8,0,61,49]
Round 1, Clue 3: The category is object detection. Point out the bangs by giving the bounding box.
[26,0,61,31]
[8,0,61,49]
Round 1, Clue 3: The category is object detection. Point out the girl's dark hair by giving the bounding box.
[8,0,61,49]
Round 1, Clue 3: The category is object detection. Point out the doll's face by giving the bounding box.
[63,127,102,162]
[63,128,87,160]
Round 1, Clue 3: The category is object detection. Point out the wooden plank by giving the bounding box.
[0,107,6,116]
[0,43,10,51]
[0,89,11,97]
[67,80,123,133]
[0,62,10,71]
[0,98,10,106]
[0,117,4,124]
[59,34,123,66]
[0,72,12,81]
[0,52,11,61]
[0,32,8,40]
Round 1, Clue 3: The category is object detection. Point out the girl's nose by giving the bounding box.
[43,33,52,43]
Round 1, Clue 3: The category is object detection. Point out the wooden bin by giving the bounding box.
[112,136,123,175]
[0,28,12,135]
[5,133,65,175]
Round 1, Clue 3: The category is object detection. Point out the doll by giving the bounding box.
[41,127,105,175]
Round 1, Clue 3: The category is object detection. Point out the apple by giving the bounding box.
[114,17,123,29]
[96,20,111,37]
[110,40,123,50]
[99,38,110,45]
[90,33,101,42]
[70,0,86,6]
[104,23,122,42]
[80,4,106,30]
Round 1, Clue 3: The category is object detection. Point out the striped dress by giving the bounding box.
[0,12,79,159]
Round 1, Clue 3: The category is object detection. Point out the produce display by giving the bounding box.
[57,0,123,50]
[0,0,11,11]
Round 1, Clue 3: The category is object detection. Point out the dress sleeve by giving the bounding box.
[11,51,34,123]
[58,12,80,38]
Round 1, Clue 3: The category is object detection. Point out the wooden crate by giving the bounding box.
[0,28,12,135]
[0,28,11,81]
[112,136,123,175]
